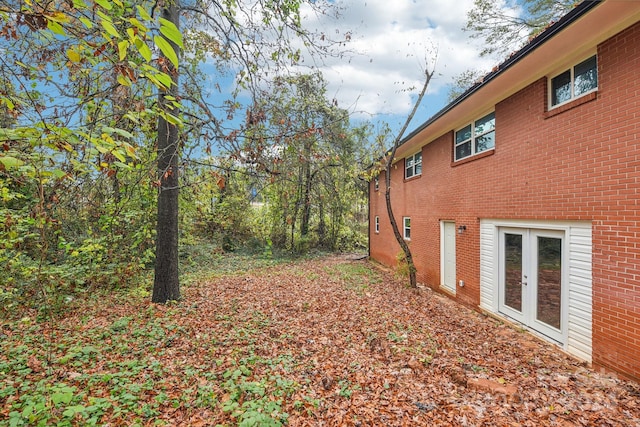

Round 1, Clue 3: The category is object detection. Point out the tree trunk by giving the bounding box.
[383,68,434,288]
[300,170,312,236]
[152,3,181,303]
[384,179,416,286]
[290,161,304,251]
[317,193,326,246]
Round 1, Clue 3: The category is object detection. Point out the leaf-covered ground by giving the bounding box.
[2,256,640,426]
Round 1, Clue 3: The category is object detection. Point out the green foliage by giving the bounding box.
[0,159,156,315]
[236,72,372,254]
[465,0,575,57]
[0,0,180,311]
[394,251,416,281]
[324,262,382,295]
[337,379,360,398]
[0,293,312,426]
[221,368,290,426]
[0,0,359,311]
[177,239,294,284]
[0,0,191,311]
[217,351,300,426]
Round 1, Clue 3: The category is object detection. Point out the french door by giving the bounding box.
[498,228,565,342]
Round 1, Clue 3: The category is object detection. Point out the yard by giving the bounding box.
[1,255,639,426]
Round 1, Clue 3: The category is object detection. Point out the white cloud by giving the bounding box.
[298,0,499,121]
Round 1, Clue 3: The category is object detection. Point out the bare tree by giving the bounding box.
[383,66,434,288]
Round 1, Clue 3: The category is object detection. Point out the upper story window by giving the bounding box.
[455,111,495,161]
[405,152,422,179]
[550,55,597,108]
[374,176,379,191]
[375,216,380,233]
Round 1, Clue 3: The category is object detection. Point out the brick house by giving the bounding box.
[369,1,640,381]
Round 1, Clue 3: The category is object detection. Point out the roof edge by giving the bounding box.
[397,0,602,148]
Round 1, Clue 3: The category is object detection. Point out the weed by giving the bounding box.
[387,331,407,343]
[395,251,410,280]
[337,379,360,398]
[470,364,485,373]
[419,356,433,366]
[387,321,412,343]
[325,263,381,295]
[221,368,291,426]
[110,317,131,333]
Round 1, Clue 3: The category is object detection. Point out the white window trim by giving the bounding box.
[374,176,379,191]
[403,217,411,240]
[454,111,495,162]
[404,151,422,179]
[548,53,598,110]
[375,216,380,233]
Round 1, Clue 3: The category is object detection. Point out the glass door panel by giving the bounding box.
[536,236,562,329]
[499,228,565,344]
[504,233,523,312]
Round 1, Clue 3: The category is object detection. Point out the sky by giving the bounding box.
[295,0,506,136]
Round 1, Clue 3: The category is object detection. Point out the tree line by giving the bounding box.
[0,0,378,310]
[0,0,566,309]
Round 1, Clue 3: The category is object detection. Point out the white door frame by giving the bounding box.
[497,228,528,324]
[498,227,566,343]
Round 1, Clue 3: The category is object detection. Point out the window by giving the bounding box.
[403,217,411,240]
[455,111,495,161]
[550,55,597,108]
[405,152,422,178]
[374,176,379,191]
[375,216,380,233]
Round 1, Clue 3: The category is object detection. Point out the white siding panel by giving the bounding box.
[569,289,592,306]
[567,337,592,361]
[479,221,495,311]
[570,259,592,277]
[570,274,592,290]
[567,225,592,363]
[569,314,591,330]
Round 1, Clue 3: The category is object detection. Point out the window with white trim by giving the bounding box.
[455,111,495,161]
[374,176,379,191]
[550,55,597,108]
[375,216,380,233]
[405,152,422,179]
[403,217,411,240]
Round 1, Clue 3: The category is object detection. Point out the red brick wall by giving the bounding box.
[369,21,640,380]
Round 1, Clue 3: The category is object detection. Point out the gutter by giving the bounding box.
[396,0,602,148]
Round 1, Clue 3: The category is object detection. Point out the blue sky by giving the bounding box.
[292,0,508,137]
[193,0,520,147]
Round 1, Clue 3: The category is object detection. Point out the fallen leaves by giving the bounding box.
[1,255,639,426]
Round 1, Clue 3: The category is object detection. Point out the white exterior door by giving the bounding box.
[480,219,592,362]
[441,221,456,294]
[498,228,565,343]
